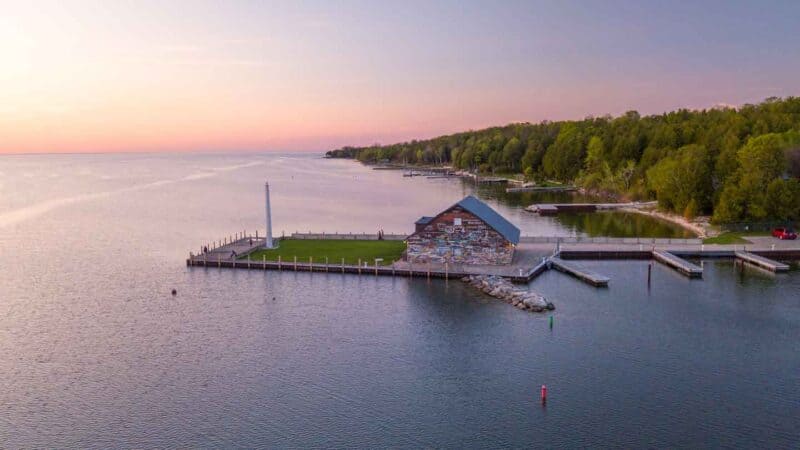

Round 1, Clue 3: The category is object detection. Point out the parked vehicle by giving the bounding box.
[771,227,798,240]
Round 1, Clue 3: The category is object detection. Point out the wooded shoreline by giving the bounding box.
[327,97,800,226]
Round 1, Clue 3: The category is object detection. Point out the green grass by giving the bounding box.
[242,239,406,266]
[703,231,769,245]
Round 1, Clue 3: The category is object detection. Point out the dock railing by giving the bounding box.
[519,236,702,245]
[289,232,407,241]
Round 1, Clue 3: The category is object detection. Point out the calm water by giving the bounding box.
[1,153,798,447]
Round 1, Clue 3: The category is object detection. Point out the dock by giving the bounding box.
[188,233,799,287]
[735,251,790,272]
[506,186,577,193]
[526,201,657,215]
[652,250,703,278]
[549,257,610,287]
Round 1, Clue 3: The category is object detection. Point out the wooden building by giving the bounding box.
[406,196,520,265]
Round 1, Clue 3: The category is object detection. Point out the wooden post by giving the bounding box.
[375,260,378,276]
[294,255,297,271]
[445,262,449,280]
[326,256,329,272]
[647,263,652,287]
[310,256,313,272]
[278,255,282,271]
[263,254,266,270]
[342,258,345,273]
[358,258,361,275]
[427,262,430,280]
[247,255,251,269]
[218,253,221,268]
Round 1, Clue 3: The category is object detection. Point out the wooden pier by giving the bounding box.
[506,186,577,193]
[549,257,610,287]
[735,251,790,272]
[652,250,703,278]
[187,232,799,288]
[526,201,658,215]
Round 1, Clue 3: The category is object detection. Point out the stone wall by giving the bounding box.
[406,207,514,265]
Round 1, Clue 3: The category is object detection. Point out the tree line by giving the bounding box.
[326,97,800,224]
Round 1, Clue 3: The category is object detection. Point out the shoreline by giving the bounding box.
[618,205,713,239]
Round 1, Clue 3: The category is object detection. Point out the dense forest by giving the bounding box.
[326,97,800,224]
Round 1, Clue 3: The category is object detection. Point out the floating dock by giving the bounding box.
[526,202,657,215]
[734,251,790,272]
[652,250,703,278]
[506,186,577,193]
[549,257,610,287]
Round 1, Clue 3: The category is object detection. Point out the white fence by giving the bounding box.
[286,233,701,245]
[289,232,407,241]
[519,236,702,245]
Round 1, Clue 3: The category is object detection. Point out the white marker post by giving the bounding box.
[265,182,274,249]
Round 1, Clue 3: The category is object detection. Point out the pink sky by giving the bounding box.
[1,1,798,154]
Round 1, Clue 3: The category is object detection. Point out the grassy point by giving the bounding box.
[243,239,406,266]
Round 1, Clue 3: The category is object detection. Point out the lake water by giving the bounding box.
[1,153,798,447]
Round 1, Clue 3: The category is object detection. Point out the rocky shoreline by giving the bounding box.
[462,275,555,313]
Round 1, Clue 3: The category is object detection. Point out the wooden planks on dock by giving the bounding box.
[549,257,610,287]
[652,250,703,278]
[735,251,789,272]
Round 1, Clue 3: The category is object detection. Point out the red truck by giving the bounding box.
[772,227,798,240]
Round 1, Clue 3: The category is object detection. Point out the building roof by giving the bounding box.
[415,216,435,225]
[452,195,521,244]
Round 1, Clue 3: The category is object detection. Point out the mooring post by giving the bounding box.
[310,256,313,272]
[375,260,378,276]
[277,255,281,270]
[218,253,221,268]
[427,262,430,280]
[445,262,449,280]
[326,256,329,272]
[342,258,345,273]
[358,258,362,275]
[294,255,297,271]
[263,254,266,270]
[247,255,251,269]
[647,263,652,287]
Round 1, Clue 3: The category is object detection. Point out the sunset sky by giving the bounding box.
[2,0,799,154]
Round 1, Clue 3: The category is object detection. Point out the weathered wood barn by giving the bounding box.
[406,196,521,265]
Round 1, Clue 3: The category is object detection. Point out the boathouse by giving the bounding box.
[406,196,520,265]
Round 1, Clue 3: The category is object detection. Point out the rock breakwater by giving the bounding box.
[462,275,555,312]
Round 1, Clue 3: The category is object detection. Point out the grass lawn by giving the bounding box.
[243,239,406,266]
[703,231,769,245]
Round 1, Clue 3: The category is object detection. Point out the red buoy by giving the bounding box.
[541,384,547,403]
